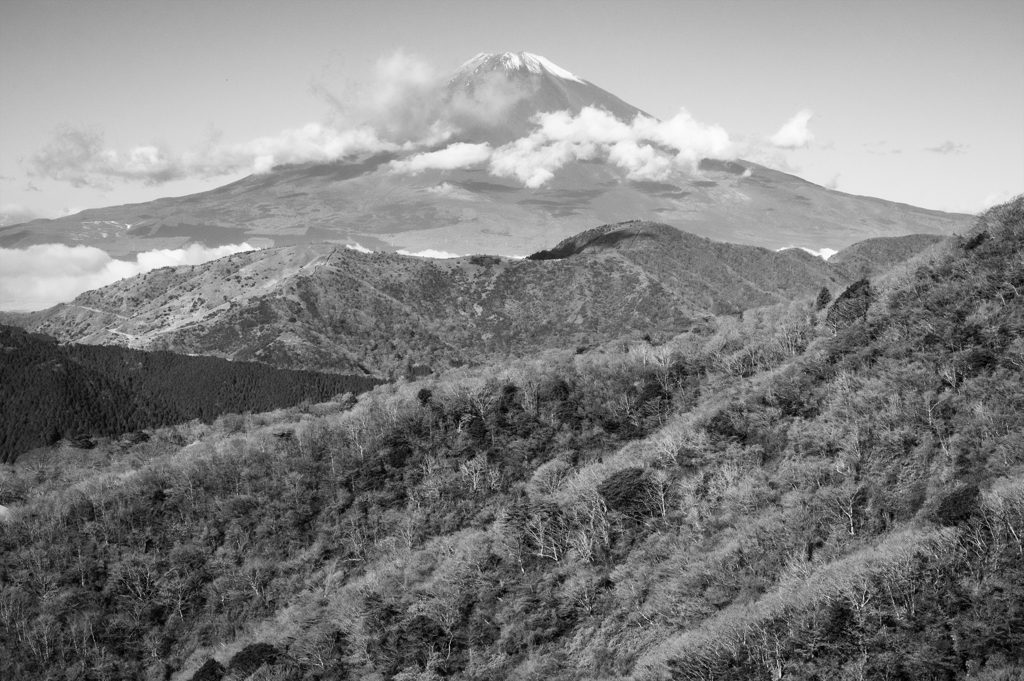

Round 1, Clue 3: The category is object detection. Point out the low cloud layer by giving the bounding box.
[390,143,492,174]
[770,109,815,149]
[779,246,837,260]
[28,124,399,190]
[396,248,462,258]
[0,204,41,227]
[0,243,254,311]
[345,242,462,259]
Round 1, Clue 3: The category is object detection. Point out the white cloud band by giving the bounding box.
[0,243,255,311]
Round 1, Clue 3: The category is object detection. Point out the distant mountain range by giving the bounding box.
[0,52,971,259]
[4,221,946,377]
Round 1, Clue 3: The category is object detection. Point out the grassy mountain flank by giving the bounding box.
[10,223,924,378]
[1,196,1021,680]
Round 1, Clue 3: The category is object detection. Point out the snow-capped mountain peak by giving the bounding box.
[455,52,585,83]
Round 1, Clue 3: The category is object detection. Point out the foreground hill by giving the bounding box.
[0,324,381,464]
[11,222,870,376]
[1,197,1020,680]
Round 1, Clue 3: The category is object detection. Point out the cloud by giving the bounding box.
[926,140,966,155]
[779,246,837,260]
[314,51,533,146]
[980,190,1021,210]
[224,123,399,172]
[824,174,840,190]
[770,109,815,149]
[447,70,539,132]
[27,126,182,189]
[28,50,537,190]
[342,51,452,144]
[607,140,674,180]
[0,204,40,226]
[0,242,254,311]
[27,123,400,189]
[487,107,735,187]
[396,248,462,259]
[344,242,463,258]
[425,182,474,200]
[390,143,492,174]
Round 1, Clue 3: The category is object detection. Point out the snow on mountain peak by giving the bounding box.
[456,52,585,83]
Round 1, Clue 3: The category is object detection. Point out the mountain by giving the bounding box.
[0,52,971,259]
[9,221,881,376]
[1,197,1021,681]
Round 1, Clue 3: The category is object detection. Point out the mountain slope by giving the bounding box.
[15,222,862,376]
[0,155,969,259]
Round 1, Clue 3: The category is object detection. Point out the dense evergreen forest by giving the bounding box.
[0,326,383,463]
[0,197,1021,681]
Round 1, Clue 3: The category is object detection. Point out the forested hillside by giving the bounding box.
[828,233,947,278]
[0,325,382,463]
[0,197,1021,681]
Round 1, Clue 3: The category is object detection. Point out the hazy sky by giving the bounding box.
[1,0,1021,221]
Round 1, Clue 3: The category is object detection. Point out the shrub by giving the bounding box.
[190,658,224,681]
[597,467,656,517]
[227,643,279,676]
[928,484,980,526]
[826,278,873,332]
[963,231,987,251]
[814,286,833,311]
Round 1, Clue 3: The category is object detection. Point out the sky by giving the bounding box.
[0,0,1022,224]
